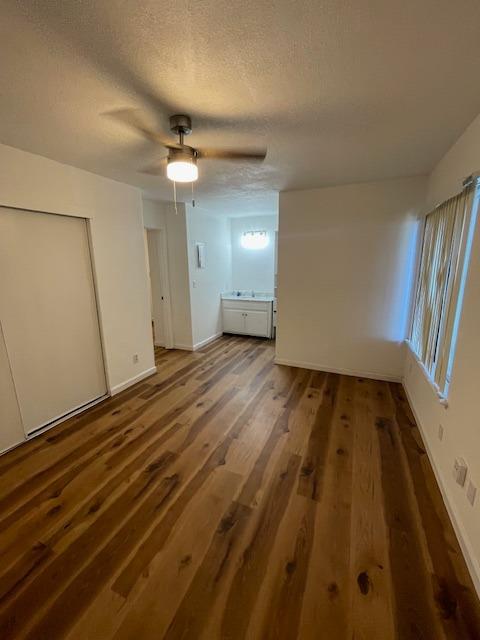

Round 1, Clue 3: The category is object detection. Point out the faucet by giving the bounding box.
[251,290,255,298]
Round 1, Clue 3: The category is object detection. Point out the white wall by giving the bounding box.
[276,176,426,380]
[230,215,278,292]
[403,113,480,593]
[143,200,231,350]
[186,206,231,348]
[143,199,193,349]
[0,143,155,413]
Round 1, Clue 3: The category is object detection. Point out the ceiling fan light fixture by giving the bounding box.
[167,159,198,183]
[114,111,267,181]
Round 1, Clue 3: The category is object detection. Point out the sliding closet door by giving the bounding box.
[0,207,107,434]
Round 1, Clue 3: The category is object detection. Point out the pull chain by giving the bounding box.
[172,180,195,213]
[173,180,178,215]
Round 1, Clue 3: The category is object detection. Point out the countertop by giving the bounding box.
[221,294,275,302]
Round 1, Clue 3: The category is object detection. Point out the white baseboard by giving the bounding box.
[193,332,223,351]
[110,366,157,396]
[1,436,26,457]
[2,393,109,456]
[173,342,194,351]
[274,357,401,382]
[402,381,480,598]
[173,333,222,352]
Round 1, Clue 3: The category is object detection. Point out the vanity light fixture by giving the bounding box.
[241,230,269,250]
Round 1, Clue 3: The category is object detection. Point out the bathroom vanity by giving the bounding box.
[221,293,274,338]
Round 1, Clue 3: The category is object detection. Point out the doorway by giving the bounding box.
[145,228,173,349]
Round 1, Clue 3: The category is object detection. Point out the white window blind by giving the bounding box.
[410,183,477,395]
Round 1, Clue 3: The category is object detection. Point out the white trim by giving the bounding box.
[157,228,174,349]
[192,332,223,351]
[404,340,449,407]
[26,394,109,438]
[84,218,111,394]
[0,436,26,457]
[273,357,401,382]
[402,382,480,598]
[1,365,158,456]
[109,366,157,396]
[173,343,194,351]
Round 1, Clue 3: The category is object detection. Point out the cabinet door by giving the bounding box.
[245,310,269,337]
[223,308,246,334]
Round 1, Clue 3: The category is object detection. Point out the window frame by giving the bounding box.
[408,181,479,400]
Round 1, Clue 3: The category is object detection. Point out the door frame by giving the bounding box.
[145,227,174,349]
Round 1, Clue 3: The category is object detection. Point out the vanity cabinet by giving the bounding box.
[222,308,247,334]
[222,299,273,338]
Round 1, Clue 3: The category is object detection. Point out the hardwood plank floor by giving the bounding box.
[0,336,479,639]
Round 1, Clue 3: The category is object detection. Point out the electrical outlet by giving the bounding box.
[454,458,468,487]
[438,424,444,441]
[133,354,139,364]
[467,481,477,507]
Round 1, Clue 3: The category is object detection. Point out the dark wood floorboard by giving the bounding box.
[0,336,479,639]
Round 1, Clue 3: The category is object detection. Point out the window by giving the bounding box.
[409,181,478,396]
[241,230,268,250]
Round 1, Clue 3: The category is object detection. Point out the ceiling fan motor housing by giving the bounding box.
[170,114,192,136]
[168,146,197,163]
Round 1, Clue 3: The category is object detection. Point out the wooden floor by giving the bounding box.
[1,336,479,639]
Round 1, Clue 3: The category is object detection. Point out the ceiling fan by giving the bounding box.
[108,111,267,183]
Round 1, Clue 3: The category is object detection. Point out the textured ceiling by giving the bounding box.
[1,1,480,215]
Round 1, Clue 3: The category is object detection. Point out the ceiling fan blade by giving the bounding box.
[138,157,168,175]
[103,108,183,150]
[196,147,267,162]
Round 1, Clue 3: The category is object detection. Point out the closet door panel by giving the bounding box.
[0,208,106,434]
[0,323,25,452]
